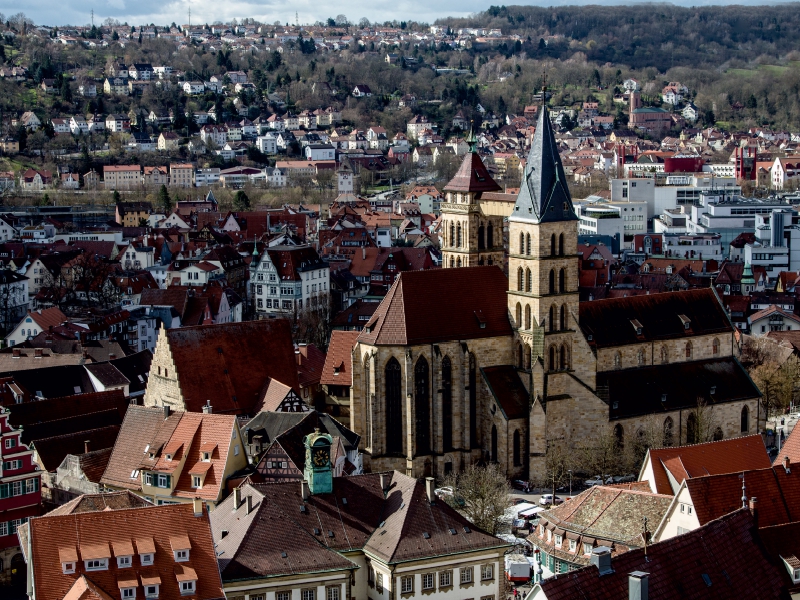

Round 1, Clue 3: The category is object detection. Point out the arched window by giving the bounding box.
[525,305,531,330]
[526,233,531,255]
[713,427,724,441]
[515,303,522,327]
[449,256,454,268]
[712,338,720,355]
[456,256,462,268]
[364,359,371,448]
[614,424,624,450]
[414,357,430,454]
[559,268,565,293]
[519,232,525,254]
[549,269,555,294]
[491,425,498,462]
[637,349,645,366]
[478,224,485,250]
[560,304,567,331]
[685,341,692,359]
[549,305,556,332]
[549,346,556,371]
[741,405,750,433]
[663,417,674,447]
[526,268,532,292]
[450,223,455,247]
[613,352,622,369]
[686,413,698,444]
[442,357,453,452]
[517,343,524,369]
[487,223,494,248]
[385,358,403,454]
[550,234,556,256]
[660,346,669,364]
[524,344,531,370]
[517,267,524,292]
[559,233,565,256]
[469,354,477,448]
[560,345,568,370]
[456,223,462,247]
[513,430,521,467]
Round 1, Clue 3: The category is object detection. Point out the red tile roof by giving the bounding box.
[443,150,502,193]
[29,503,225,600]
[296,343,325,388]
[321,331,360,386]
[643,434,771,494]
[480,365,528,420]
[27,306,67,331]
[358,266,512,346]
[775,425,800,467]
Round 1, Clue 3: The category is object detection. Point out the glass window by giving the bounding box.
[401,576,413,593]
[302,590,315,600]
[422,573,434,589]
[481,565,493,581]
[277,593,290,600]
[326,588,339,600]
[376,572,384,593]
[461,567,473,584]
[180,581,195,595]
[440,571,451,587]
[122,588,135,599]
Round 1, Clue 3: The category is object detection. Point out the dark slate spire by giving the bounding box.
[512,106,577,223]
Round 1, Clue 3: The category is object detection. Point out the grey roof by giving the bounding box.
[243,410,359,450]
[512,106,577,224]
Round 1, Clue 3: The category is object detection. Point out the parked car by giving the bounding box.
[539,494,564,506]
[512,498,529,505]
[612,474,636,484]
[585,475,609,487]
[511,480,532,492]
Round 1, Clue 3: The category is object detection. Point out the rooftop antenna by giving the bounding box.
[741,473,747,509]
[642,516,650,561]
[91,9,94,27]
[296,11,299,27]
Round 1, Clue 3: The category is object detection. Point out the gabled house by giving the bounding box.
[352,84,372,97]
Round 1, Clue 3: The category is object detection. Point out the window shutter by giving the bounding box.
[165,475,171,488]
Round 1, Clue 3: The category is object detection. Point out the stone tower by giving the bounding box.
[337,158,354,195]
[508,105,579,392]
[440,133,505,269]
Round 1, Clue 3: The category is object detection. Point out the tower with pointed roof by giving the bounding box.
[440,130,505,269]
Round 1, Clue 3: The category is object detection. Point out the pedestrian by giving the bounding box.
[514,588,519,599]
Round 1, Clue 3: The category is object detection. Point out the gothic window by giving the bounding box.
[456,224,462,247]
[513,430,521,467]
[415,357,430,454]
[550,234,556,256]
[517,343,524,369]
[526,233,531,255]
[637,349,645,366]
[449,256,454,268]
[516,303,522,328]
[614,424,624,449]
[559,268,565,293]
[525,344,532,369]
[686,413,698,444]
[741,405,749,433]
[519,232,525,254]
[549,269,555,294]
[526,268,532,292]
[663,417,674,447]
[469,354,477,448]
[559,233,565,256]
[517,267,523,292]
[548,346,556,371]
[478,224,485,250]
[487,223,494,248]
[712,338,720,355]
[491,425,498,462]
[549,305,556,332]
[525,305,531,330]
[560,304,567,331]
[450,223,455,247]
[456,256,462,268]
[385,358,402,454]
[660,346,669,364]
[364,359,371,448]
[442,357,453,452]
[613,352,621,369]
[560,344,568,370]
[685,341,692,359]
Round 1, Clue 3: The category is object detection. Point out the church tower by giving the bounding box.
[508,105,579,384]
[337,158,354,195]
[441,132,504,269]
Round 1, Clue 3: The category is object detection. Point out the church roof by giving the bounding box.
[512,106,577,224]
[443,149,501,193]
[579,288,732,348]
[358,266,512,346]
[481,366,529,420]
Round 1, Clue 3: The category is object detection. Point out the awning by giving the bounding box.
[519,506,545,517]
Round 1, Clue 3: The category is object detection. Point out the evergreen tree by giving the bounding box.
[233,190,250,210]
[112,190,121,203]
[158,185,171,213]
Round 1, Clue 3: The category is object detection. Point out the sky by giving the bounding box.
[0,0,785,30]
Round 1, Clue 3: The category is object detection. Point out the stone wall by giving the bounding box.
[595,331,737,372]
[142,325,185,411]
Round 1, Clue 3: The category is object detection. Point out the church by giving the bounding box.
[349,106,762,480]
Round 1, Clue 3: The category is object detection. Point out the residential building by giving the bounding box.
[20,169,52,191]
[115,202,152,227]
[320,330,360,425]
[103,165,141,190]
[158,131,180,151]
[104,114,131,132]
[143,166,168,187]
[103,77,129,96]
[249,245,329,316]
[170,164,194,188]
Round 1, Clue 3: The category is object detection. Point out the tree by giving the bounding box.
[112,190,121,204]
[442,463,510,535]
[742,335,799,420]
[158,184,171,213]
[233,190,250,210]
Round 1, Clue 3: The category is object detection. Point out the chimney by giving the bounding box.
[84,440,91,454]
[246,494,253,515]
[379,473,388,495]
[590,547,614,576]
[749,497,758,526]
[233,487,241,511]
[193,497,203,517]
[163,405,171,419]
[109,353,116,360]
[301,479,310,501]
[12,348,19,358]
[784,456,791,474]
[34,348,42,358]
[628,571,649,600]
[202,400,212,414]
[362,246,366,260]
[425,477,435,504]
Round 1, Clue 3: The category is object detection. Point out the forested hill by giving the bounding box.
[436,5,799,70]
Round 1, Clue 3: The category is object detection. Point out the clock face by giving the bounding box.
[313,449,328,467]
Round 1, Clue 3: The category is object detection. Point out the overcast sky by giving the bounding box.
[0,0,783,29]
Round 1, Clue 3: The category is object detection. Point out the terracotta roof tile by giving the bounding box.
[480,365,528,420]
[321,331,360,385]
[47,491,152,516]
[443,151,502,193]
[33,425,121,472]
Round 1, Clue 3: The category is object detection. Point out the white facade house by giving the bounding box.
[249,245,328,316]
[256,133,278,154]
[183,81,205,95]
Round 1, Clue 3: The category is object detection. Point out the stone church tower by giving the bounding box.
[440,133,506,269]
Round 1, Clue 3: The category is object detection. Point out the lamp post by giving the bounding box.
[567,470,573,497]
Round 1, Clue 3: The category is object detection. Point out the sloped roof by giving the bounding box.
[33,425,121,472]
[480,365,528,420]
[8,389,126,428]
[775,424,800,466]
[47,491,152,516]
[579,288,732,348]
[644,434,770,495]
[536,509,788,600]
[244,410,359,451]
[20,408,123,446]
[163,320,299,414]
[358,266,511,346]
[321,331,360,385]
[443,149,501,193]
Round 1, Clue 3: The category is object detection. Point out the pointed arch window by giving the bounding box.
[549,269,555,294]
[637,349,645,366]
[560,345,568,370]
[614,424,624,450]
[491,425,498,462]
[549,305,556,332]
[517,343,524,369]
[560,304,567,331]
[487,222,494,248]
[517,267,524,292]
[548,346,556,371]
[442,357,453,452]
[385,358,402,454]
[456,256,462,268]
[478,224,485,250]
[712,338,720,355]
[456,223,462,248]
[685,341,692,359]
[525,305,532,330]
[364,359,371,448]
[686,413,698,444]
[613,352,622,369]
[513,430,521,467]
[550,234,556,256]
[741,405,750,433]
[526,268,532,292]
[524,344,531,370]
[515,303,522,328]
[469,354,477,448]
[526,233,532,255]
[559,268,565,293]
[663,417,674,447]
[414,357,430,454]
[559,233,565,256]
[519,232,525,254]
[660,346,669,364]
[450,223,455,248]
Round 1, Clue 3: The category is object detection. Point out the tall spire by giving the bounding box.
[511,104,577,224]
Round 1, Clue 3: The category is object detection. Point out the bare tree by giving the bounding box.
[442,463,510,535]
[292,293,332,350]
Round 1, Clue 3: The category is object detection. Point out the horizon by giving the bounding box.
[2,0,792,30]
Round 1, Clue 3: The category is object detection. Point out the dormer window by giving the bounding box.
[121,587,136,599]
[85,558,108,571]
[679,314,691,330]
[192,475,202,489]
[165,454,172,461]
[202,452,210,462]
[144,584,160,599]
[141,553,154,565]
[62,561,75,574]
[117,555,133,568]
[176,550,188,561]
[180,581,196,595]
